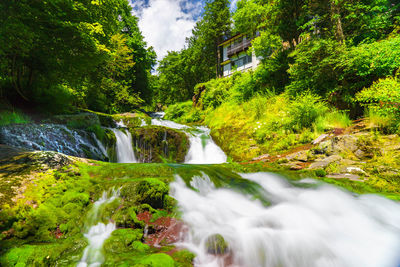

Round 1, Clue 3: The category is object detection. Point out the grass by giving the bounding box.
[314,110,352,133]
[197,92,353,161]
[0,111,31,126]
[366,108,398,133]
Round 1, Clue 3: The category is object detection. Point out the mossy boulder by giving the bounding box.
[130,126,189,163]
[205,234,229,255]
[120,179,169,209]
[103,229,148,254]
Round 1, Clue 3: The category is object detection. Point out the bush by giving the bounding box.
[314,110,352,133]
[164,101,203,123]
[356,76,400,116]
[164,101,193,120]
[286,93,329,131]
[0,111,31,126]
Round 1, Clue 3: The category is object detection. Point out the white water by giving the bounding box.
[92,133,108,159]
[111,129,137,163]
[77,189,120,267]
[151,118,189,130]
[151,118,227,164]
[171,173,400,267]
[185,127,227,164]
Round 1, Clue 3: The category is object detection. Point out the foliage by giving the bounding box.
[153,0,231,106]
[164,101,202,123]
[0,0,155,114]
[356,76,400,116]
[0,111,31,126]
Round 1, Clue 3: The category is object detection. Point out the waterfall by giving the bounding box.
[92,133,108,159]
[77,188,120,267]
[184,127,227,164]
[111,129,137,163]
[171,173,400,267]
[0,123,106,160]
[150,118,227,164]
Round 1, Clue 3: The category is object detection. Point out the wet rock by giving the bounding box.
[0,123,107,160]
[205,234,229,255]
[130,126,189,163]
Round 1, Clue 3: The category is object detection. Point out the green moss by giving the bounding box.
[130,126,189,163]
[0,238,87,267]
[139,253,175,267]
[103,229,146,254]
[171,250,196,267]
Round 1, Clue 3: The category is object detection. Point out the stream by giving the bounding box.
[171,173,400,267]
[2,113,400,267]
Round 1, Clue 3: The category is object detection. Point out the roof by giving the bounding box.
[218,33,244,47]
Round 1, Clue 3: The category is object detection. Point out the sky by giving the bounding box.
[130,0,237,62]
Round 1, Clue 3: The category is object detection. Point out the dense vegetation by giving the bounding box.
[152,0,232,105]
[0,0,155,114]
[159,0,400,160]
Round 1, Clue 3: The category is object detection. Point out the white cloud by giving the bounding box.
[132,0,202,61]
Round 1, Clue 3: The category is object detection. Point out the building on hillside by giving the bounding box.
[218,33,260,77]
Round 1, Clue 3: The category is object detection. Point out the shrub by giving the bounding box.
[164,101,193,120]
[0,111,31,126]
[286,93,329,132]
[314,110,352,133]
[356,76,400,116]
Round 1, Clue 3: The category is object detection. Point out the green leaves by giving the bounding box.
[1,0,154,113]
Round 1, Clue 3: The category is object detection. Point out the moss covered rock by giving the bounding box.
[130,126,189,163]
[205,234,229,255]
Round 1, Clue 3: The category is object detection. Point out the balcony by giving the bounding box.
[227,39,252,57]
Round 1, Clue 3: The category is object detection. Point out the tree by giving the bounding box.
[0,0,155,113]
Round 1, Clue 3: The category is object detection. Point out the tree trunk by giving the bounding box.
[330,0,345,44]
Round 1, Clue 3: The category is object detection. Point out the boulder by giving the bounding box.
[308,155,342,170]
[326,173,363,181]
[286,150,308,162]
[130,126,189,163]
[205,234,229,255]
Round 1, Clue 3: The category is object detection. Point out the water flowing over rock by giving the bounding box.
[131,126,189,163]
[111,128,137,163]
[150,117,227,164]
[78,188,120,267]
[0,124,106,160]
[184,127,227,164]
[171,173,400,267]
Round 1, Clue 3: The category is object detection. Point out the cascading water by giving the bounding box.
[77,188,120,267]
[0,123,106,160]
[111,128,137,163]
[171,172,400,267]
[151,116,227,164]
[92,133,108,159]
[184,127,227,164]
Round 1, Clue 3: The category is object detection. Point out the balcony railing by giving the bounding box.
[227,39,251,57]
